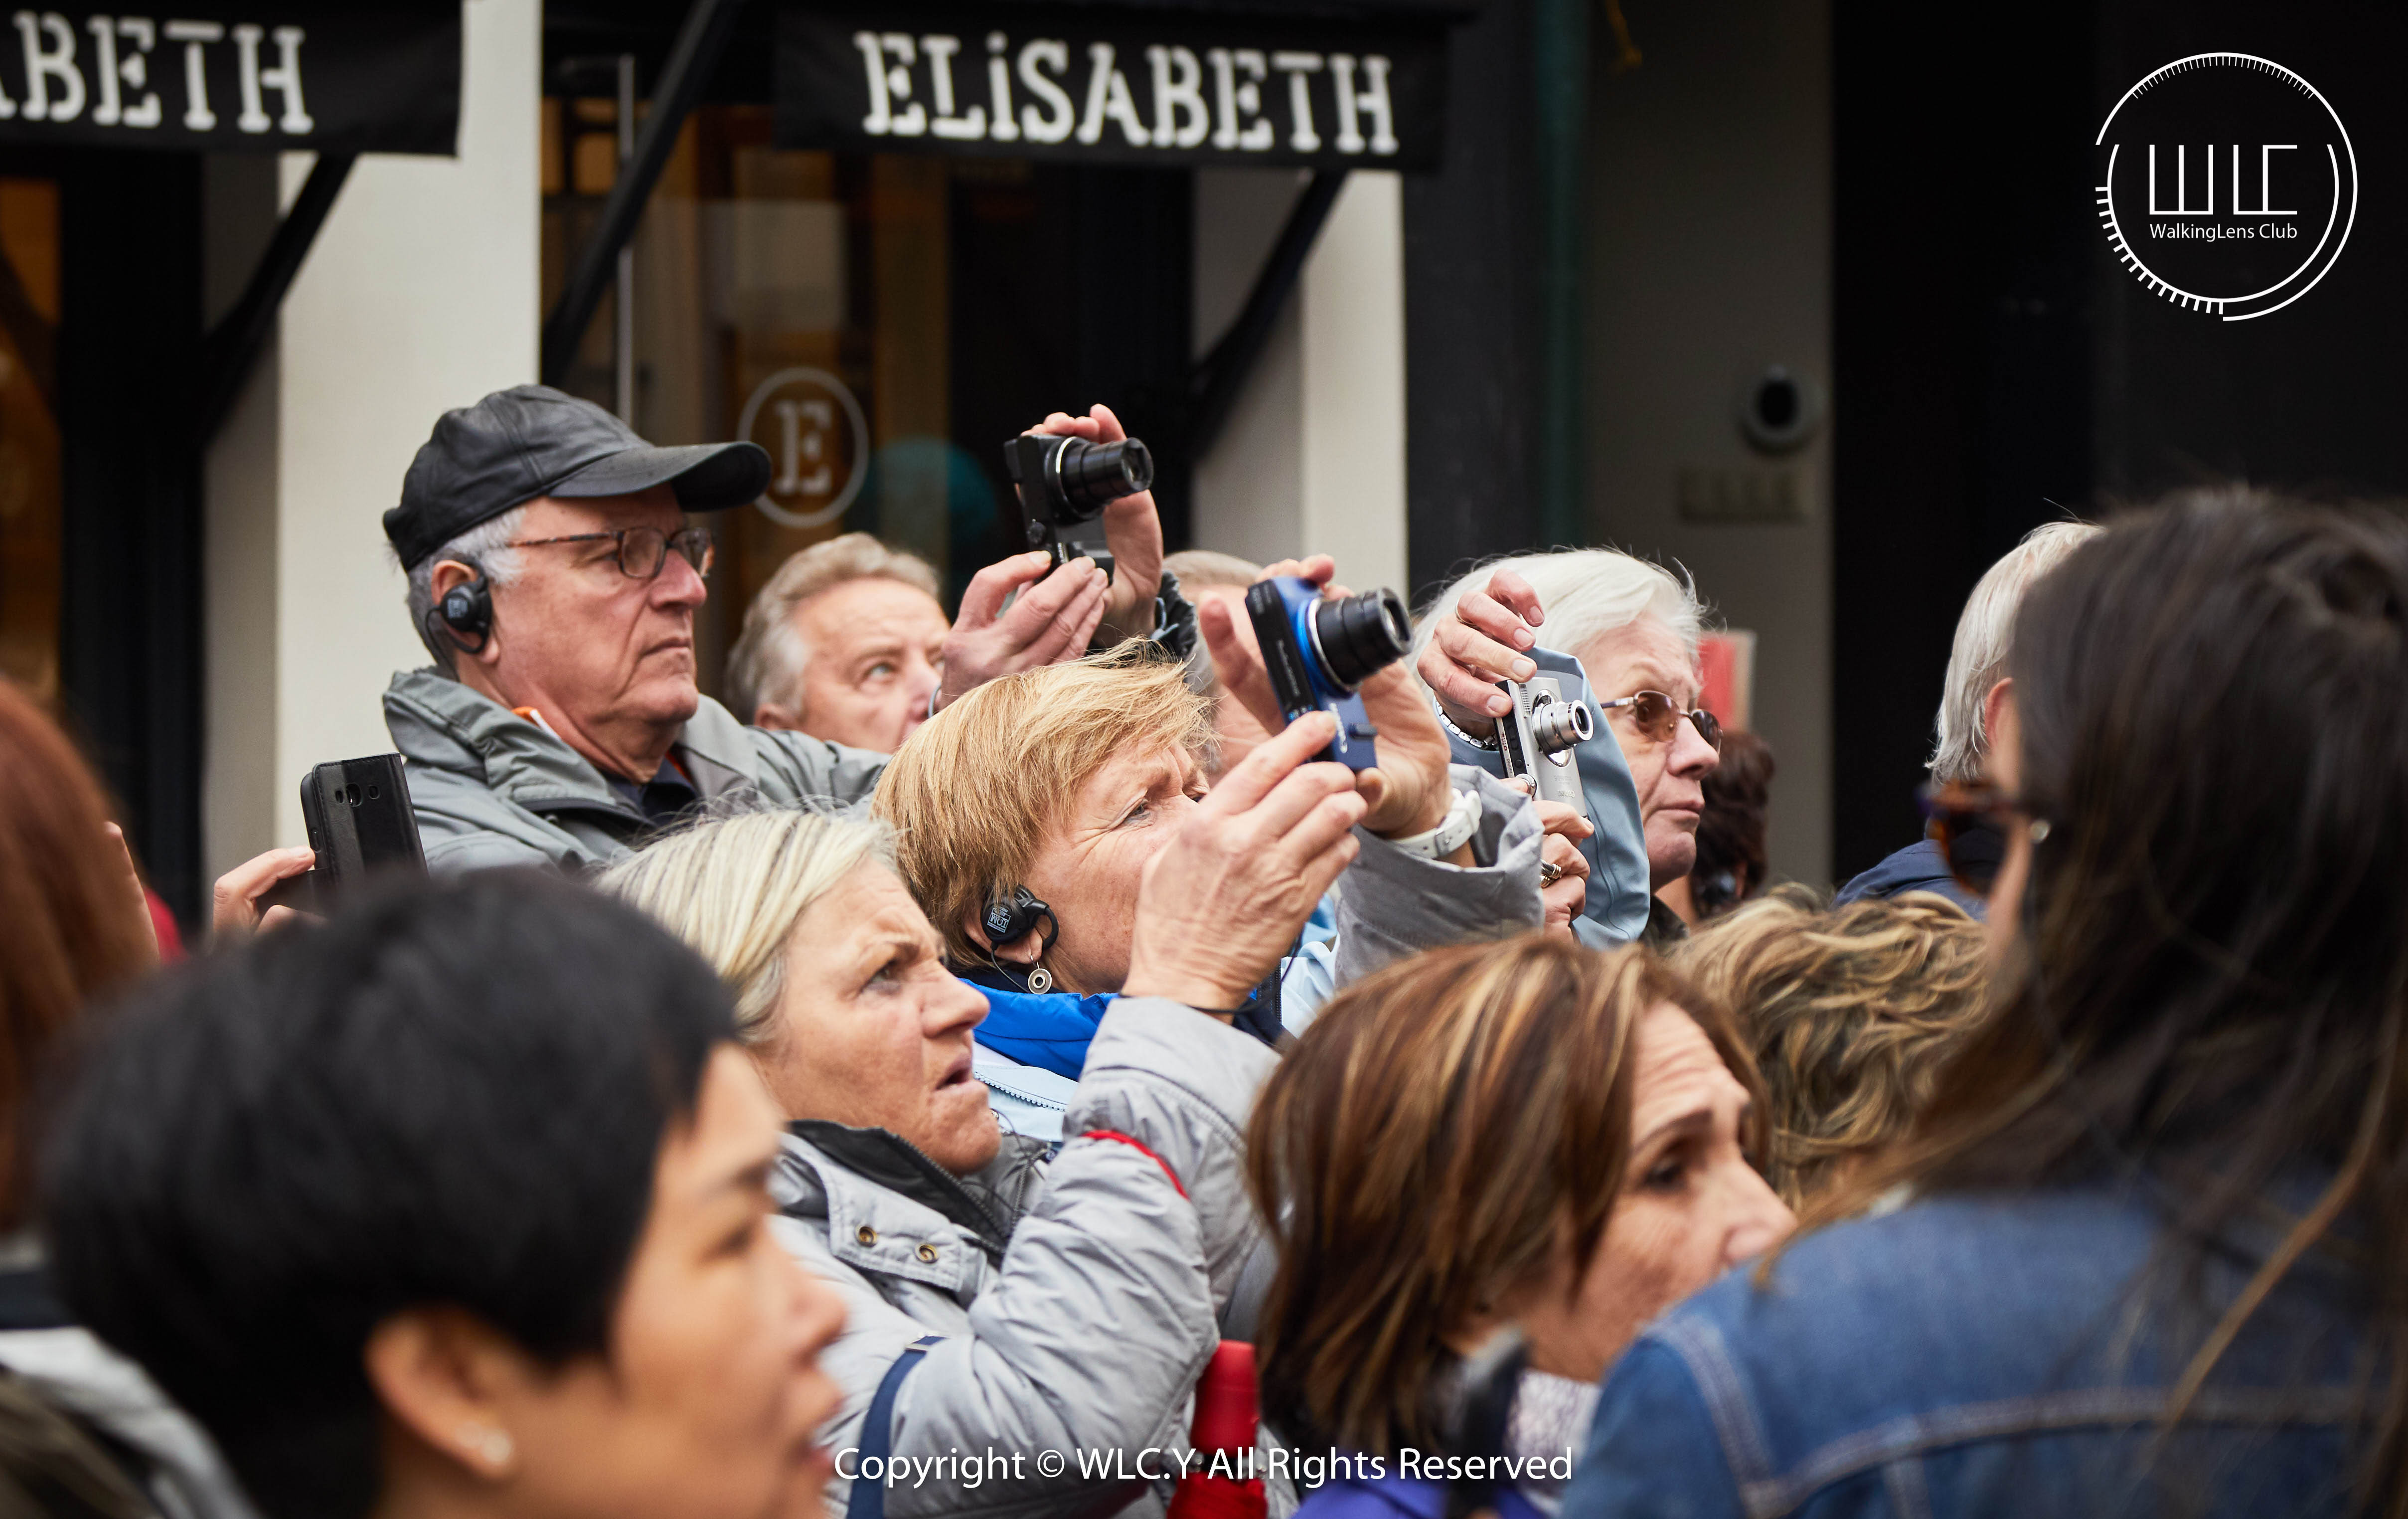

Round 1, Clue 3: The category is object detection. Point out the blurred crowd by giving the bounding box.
[0,383,2398,1519]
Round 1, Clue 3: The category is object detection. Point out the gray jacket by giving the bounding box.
[777,1001,1271,1519]
[0,1326,259,1519]
[783,776,1547,1519]
[381,667,888,874]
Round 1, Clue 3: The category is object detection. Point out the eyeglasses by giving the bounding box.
[507,525,714,581]
[1919,780,2052,895]
[1597,690,1723,753]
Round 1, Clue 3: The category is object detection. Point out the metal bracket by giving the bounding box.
[1188,169,1349,460]
[540,0,747,388]
[193,151,356,446]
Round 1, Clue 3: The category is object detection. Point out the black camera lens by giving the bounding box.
[1055,438,1155,518]
[1309,589,1412,690]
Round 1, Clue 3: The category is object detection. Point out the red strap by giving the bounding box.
[1081,1130,1187,1197]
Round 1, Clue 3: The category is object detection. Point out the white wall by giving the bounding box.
[1192,169,1408,593]
[1583,0,1834,886]
[203,0,541,875]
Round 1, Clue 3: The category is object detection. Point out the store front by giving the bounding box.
[0,0,460,917]
[542,0,1465,706]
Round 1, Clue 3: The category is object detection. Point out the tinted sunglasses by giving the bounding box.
[1918,781,2051,895]
[1597,690,1723,752]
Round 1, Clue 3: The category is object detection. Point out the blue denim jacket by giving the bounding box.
[1564,1188,2373,1519]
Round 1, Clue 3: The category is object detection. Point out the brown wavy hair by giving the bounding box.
[0,677,155,1227]
[1673,887,1985,1208]
[1246,936,1759,1456]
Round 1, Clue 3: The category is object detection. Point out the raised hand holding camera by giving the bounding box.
[1010,404,1165,642]
[1202,557,1461,850]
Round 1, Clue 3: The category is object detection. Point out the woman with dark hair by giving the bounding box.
[41,876,848,1519]
[1248,936,1791,1518]
[1568,489,2408,1517]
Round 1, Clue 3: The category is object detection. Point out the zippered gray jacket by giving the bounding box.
[778,999,1270,1519]
[381,667,887,874]
[780,775,1547,1519]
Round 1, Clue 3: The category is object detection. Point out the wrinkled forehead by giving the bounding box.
[1058,740,1201,825]
[525,484,685,533]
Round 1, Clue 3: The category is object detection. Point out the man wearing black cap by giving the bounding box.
[379,385,893,873]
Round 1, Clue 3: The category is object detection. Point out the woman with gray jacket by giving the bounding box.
[606,704,1533,1519]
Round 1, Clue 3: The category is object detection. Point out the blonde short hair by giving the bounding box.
[597,807,895,1042]
[874,647,1211,965]
[1672,887,1986,1209]
[724,533,942,722]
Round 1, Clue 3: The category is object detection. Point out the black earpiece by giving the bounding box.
[982,887,1057,953]
[433,565,494,654]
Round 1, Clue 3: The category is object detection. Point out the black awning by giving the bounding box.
[775,3,1465,170]
[0,1,459,156]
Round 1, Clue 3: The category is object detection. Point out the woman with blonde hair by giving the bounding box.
[599,705,1372,1518]
[1247,935,1792,1519]
[1672,887,1987,1208]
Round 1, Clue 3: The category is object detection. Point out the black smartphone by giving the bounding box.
[260,755,427,913]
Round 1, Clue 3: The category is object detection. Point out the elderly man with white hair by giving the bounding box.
[1417,549,1719,947]
[1832,519,2101,914]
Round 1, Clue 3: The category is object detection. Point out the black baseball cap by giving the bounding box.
[384,385,773,569]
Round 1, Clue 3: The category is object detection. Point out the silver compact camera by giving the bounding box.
[1497,675,1593,819]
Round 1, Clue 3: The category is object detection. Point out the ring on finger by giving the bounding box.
[1539,859,1564,886]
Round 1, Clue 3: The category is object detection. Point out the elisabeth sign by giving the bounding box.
[0,1,459,155]
[2095,53,2356,321]
[778,6,1450,170]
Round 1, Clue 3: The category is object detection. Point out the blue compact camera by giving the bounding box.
[1243,576,1414,771]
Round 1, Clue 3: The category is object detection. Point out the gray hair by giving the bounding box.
[1416,548,1706,668]
[1928,520,2102,784]
[400,505,529,674]
[725,533,942,724]
[1161,548,1264,590]
[597,806,898,1043]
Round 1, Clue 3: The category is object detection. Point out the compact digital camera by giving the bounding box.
[1002,432,1155,585]
[1244,575,1413,772]
[1496,674,1593,819]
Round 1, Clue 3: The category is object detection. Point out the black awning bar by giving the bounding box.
[193,150,356,446]
[541,0,747,388]
[1188,169,1348,460]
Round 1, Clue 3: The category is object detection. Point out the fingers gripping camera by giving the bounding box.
[1497,675,1593,821]
[1003,432,1156,586]
[1245,576,1414,772]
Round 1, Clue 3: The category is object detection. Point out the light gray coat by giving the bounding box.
[782,781,1547,1519]
[381,667,887,874]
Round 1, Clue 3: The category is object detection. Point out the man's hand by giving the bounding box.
[1534,798,1595,934]
[211,845,319,943]
[935,551,1111,714]
[1417,567,1548,739]
[1201,557,1459,844]
[1124,712,1365,1012]
[1026,403,1162,643]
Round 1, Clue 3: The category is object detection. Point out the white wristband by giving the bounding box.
[1386,787,1482,859]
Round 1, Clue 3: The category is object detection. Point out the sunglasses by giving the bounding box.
[1919,781,2051,895]
[1597,690,1723,753]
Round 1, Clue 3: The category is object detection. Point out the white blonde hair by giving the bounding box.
[724,533,942,723]
[1928,520,2102,784]
[1416,548,1705,667]
[597,807,896,1042]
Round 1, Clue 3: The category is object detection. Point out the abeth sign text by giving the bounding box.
[0,2,459,155]
[0,12,312,135]
[779,9,1448,170]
